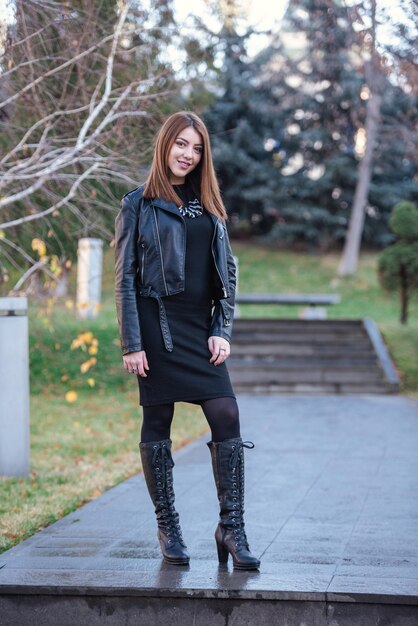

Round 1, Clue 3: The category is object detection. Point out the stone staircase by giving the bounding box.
[229,318,400,394]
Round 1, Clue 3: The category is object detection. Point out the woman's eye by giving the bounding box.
[176,141,184,147]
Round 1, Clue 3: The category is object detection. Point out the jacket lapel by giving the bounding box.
[151,197,181,217]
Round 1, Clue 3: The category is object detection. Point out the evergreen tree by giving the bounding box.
[201,2,280,234]
[365,83,418,247]
[378,201,418,324]
[266,0,418,250]
[261,0,364,249]
[200,0,418,249]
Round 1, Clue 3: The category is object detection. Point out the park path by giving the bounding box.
[1,395,418,625]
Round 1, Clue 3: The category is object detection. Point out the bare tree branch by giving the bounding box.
[0,236,57,278]
[0,34,116,111]
[0,162,100,229]
[13,259,59,292]
[0,0,179,291]
[76,2,130,148]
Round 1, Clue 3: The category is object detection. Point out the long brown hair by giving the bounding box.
[143,111,228,220]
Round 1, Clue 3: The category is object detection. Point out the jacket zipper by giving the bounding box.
[153,206,169,295]
[141,244,145,283]
[211,220,228,299]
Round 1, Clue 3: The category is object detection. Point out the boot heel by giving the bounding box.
[216,540,229,564]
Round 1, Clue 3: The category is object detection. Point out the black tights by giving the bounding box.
[140,397,240,443]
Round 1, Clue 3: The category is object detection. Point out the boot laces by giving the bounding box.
[229,440,254,470]
[228,441,254,550]
[152,442,184,545]
[233,524,249,550]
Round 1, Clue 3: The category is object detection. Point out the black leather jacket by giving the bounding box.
[115,185,236,355]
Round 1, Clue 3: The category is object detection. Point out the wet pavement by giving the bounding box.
[1,395,418,625]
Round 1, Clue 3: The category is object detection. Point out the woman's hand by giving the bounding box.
[208,336,230,366]
[123,350,149,377]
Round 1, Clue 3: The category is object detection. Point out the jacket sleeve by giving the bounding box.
[210,224,236,343]
[114,194,143,355]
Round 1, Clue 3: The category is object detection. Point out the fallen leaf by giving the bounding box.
[65,390,78,403]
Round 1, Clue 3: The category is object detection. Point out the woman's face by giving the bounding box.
[167,126,203,184]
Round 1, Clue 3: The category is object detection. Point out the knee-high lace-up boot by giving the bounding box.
[207,438,260,570]
[139,439,189,565]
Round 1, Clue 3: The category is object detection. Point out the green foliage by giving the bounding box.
[378,242,418,291]
[378,201,418,323]
[29,305,126,396]
[28,249,126,396]
[389,201,418,240]
[369,85,418,240]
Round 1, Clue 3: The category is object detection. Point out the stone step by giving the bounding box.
[232,346,376,358]
[234,317,364,333]
[229,356,378,367]
[233,319,361,328]
[228,318,399,394]
[232,344,375,356]
[234,319,364,330]
[231,382,399,394]
[229,367,383,384]
[232,332,368,343]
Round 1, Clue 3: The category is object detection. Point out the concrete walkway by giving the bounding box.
[1,395,418,625]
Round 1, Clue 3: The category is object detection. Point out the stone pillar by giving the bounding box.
[76,238,103,319]
[0,297,30,476]
[299,306,327,320]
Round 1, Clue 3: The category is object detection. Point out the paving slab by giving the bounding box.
[1,395,418,625]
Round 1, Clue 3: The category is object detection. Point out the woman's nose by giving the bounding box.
[182,145,193,159]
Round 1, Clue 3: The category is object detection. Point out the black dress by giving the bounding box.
[137,184,235,407]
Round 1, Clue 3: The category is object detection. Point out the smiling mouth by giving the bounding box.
[178,160,191,168]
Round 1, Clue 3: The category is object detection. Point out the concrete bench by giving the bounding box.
[234,293,341,319]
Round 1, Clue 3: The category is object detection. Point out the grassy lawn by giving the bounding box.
[0,393,207,553]
[1,244,416,553]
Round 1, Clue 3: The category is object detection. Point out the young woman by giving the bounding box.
[114,111,260,570]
